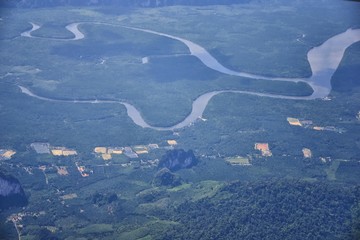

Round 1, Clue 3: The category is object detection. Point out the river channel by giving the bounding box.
[19,22,360,130]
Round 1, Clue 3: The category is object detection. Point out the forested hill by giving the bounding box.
[1,0,252,8]
[162,180,360,240]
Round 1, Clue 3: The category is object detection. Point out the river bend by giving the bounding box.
[18,22,360,130]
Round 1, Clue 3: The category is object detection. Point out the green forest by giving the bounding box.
[163,180,360,240]
[0,0,360,239]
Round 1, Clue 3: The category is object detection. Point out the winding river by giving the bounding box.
[18,22,360,130]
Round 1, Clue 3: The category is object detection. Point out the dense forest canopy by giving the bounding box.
[163,180,360,240]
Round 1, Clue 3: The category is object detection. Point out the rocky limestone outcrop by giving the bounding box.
[158,149,198,172]
[153,168,182,187]
[0,172,28,210]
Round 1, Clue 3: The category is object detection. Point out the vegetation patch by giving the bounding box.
[77,224,114,235]
[163,179,360,240]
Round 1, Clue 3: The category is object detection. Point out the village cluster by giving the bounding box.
[93,143,163,160]
[4,115,347,174]
[224,142,312,166]
[222,114,344,166]
[1,135,316,172]
[0,140,179,179]
[286,117,345,133]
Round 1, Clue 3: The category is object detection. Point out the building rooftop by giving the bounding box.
[287,117,302,126]
[133,145,148,154]
[30,142,50,154]
[94,147,107,154]
[0,149,16,159]
[148,144,159,149]
[124,147,138,158]
[302,148,312,158]
[167,140,177,146]
[254,143,272,157]
[101,153,112,160]
[51,147,77,156]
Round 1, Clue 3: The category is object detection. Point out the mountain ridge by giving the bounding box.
[1,0,252,8]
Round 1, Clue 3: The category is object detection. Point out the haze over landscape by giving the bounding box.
[0,0,360,239]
